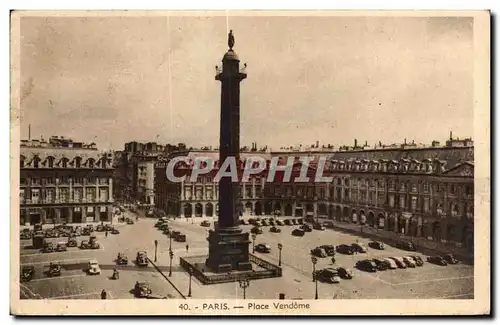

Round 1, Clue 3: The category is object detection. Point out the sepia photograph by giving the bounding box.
[10,10,490,315]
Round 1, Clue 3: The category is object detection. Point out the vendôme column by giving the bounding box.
[205,31,252,273]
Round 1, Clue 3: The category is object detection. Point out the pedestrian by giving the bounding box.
[101,289,107,300]
[105,230,108,238]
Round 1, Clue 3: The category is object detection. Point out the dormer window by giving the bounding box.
[75,157,82,168]
[62,158,68,168]
[47,157,54,168]
[88,158,95,168]
[33,156,40,168]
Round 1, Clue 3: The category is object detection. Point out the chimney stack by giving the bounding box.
[365,140,368,147]
[450,131,453,140]
[316,140,319,148]
[404,138,407,145]
[354,139,358,148]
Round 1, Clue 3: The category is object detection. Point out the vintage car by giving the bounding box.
[268,220,275,226]
[368,241,385,250]
[355,260,378,273]
[372,258,390,271]
[297,218,304,225]
[73,226,82,236]
[291,229,305,237]
[126,218,135,225]
[291,219,298,225]
[88,259,101,275]
[312,223,325,231]
[319,245,336,256]
[310,247,328,258]
[351,243,368,253]
[409,255,424,266]
[261,220,269,227]
[200,220,211,227]
[255,244,271,253]
[300,224,312,232]
[20,229,32,240]
[48,262,62,277]
[89,238,100,249]
[105,224,114,231]
[402,256,417,268]
[82,227,92,236]
[111,228,120,235]
[174,233,187,242]
[43,241,56,253]
[136,251,149,267]
[284,219,292,226]
[134,281,153,298]
[239,219,249,225]
[337,267,353,279]
[155,220,164,228]
[250,226,263,235]
[336,244,354,255]
[117,252,129,265]
[163,228,171,235]
[67,235,78,247]
[96,225,105,232]
[269,226,282,233]
[170,230,181,238]
[80,240,90,249]
[315,268,341,283]
[389,257,407,269]
[383,258,398,269]
[427,256,448,266]
[443,254,459,265]
[44,229,59,238]
[396,241,417,251]
[21,265,35,282]
[276,220,284,226]
[56,242,67,252]
[322,221,334,229]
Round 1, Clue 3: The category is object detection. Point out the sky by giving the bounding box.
[18,14,474,151]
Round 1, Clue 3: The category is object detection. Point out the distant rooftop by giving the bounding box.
[20,135,98,150]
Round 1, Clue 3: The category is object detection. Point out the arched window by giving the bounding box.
[33,156,40,168]
[20,155,25,168]
[88,158,95,168]
[61,158,68,168]
[75,157,82,168]
[47,156,55,168]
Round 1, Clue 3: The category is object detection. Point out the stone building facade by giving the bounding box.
[19,137,114,225]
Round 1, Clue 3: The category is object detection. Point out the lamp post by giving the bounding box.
[186,244,189,254]
[311,256,318,300]
[154,240,158,263]
[169,233,173,253]
[239,277,250,299]
[251,233,257,253]
[277,243,283,266]
[168,250,174,277]
[187,266,193,297]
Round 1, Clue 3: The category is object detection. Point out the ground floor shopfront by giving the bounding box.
[20,204,114,225]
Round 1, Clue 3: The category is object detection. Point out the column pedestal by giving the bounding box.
[205,227,252,273]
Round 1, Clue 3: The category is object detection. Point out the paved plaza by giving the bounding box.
[20,211,474,300]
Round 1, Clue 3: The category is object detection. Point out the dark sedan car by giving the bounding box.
[21,266,35,282]
[336,244,354,255]
[319,245,336,256]
[372,258,390,271]
[368,241,385,250]
[443,254,459,264]
[276,220,284,226]
[291,229,305,237]
[337,267,353,279]
[351,243,367,253]
[255,244,271,253]
[251,226,263,235]
[300,225,312,232]
[269,226,282,233]
[396,241,417,251]
[410,255,424,266]
[427,256,448,266]
[355,260,377,272]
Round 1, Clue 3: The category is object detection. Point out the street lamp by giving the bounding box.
[277,243,283,267]
[169,233,173,253]
[311,256,318,300]
[251,233,257,253]
[169,250,174,277]
[239,277,250,299]
[154,240,158,263]
[187,266,193,297]
[186,244,189,254]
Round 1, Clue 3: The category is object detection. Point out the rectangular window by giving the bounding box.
[32,178,40,185]
[423,183,430,192]
[31,189,40,203]
[74,189,82,202]
[389,195,395,208]
[399,196,406,209]
[20,189,25,203]
[411,183,418,193]
[45,189,54,203]
[59,188,69,203]
[86,188,95,202]
[423,197,430,213]
[411,196,418,211]
[99,188,108,202]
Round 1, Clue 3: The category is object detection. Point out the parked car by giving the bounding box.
[284,219,292,226]
[67,235,78,247]
[170,231,181,238]
[136,251,149,266]
[48,262,62,277]
[336,244,354,255]
[89,237,100,249]
[443,254,459,264]
[251,226,263,235]
[248,218,256,225]
[300,224,312,232]
[239,219,249,225]
[80,240,90,249]
[383,258,398,269]
[269,226,282,233]
[43,241,55,253]
[396,241,417,251]
[105,224,114,231]
[351,243,368,253]
[134,281,153,298]
[200,220,211,227]
[297,218,304,225]
[96,225,105,232]
[56,242,67,252]
[315,268,341,283]
[291,219,298,225]
[368,241,385,250]
[311,247,328,258]
[268,220,275,226]
[322,221,334,229]
[276,220,284,226]
[337,267,353,279]
[174,233,187,242]
[372,258,390,271]
[389,257,407,269]
[319,245,336,256]
[409,255,424,267]
[313,223,325,231]
[254,221,262,227]
[20,230,32,240]
[21,266,35,282]
[261,220,269,226]
[402,256,417,268]
[45,229,59,238]
[82,228,92,236]
[116,252,128,265]
[355,260,378,272]
[163,228,171,235]
[155,221,164,228]
[255,244,271,253]
[291,229,305,237]
[88,259,101,275]
[159,224,169,231]
[126,218,135,225]
[111,228,120,235]
[427,256,448,266]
